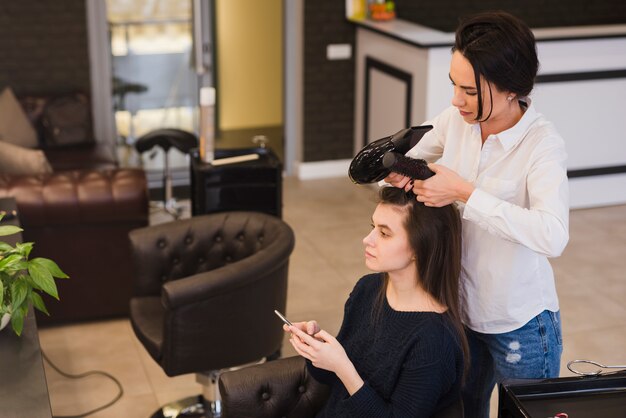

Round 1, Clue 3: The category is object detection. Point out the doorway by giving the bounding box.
[106,0,199,189]
[88,0,285,191]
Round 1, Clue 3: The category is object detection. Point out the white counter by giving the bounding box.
[351,17,626,47]
[352,18,626,208]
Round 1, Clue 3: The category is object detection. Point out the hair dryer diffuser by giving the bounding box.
[348,125,433,184]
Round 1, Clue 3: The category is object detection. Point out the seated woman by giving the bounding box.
[286,187,468,417]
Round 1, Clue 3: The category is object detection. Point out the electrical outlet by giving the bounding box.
[326,44,352,60]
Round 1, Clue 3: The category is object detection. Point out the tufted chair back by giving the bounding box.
[219,356,464,418]
[128,211,295,377]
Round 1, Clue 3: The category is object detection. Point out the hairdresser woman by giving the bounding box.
[385,11,569,418]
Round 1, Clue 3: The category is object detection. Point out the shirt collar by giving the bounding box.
[494,97,540,151]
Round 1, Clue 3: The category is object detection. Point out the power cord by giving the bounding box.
[41,350,124,418]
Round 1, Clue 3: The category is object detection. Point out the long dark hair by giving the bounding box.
[375,187,469,377]
[452,10,538,121]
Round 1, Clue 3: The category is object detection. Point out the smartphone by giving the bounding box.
[274,309,293,327]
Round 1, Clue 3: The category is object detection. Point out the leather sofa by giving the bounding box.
[0,168,149,325]
[0,93,150,326]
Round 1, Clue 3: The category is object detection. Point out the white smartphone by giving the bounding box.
[274,309,293,327]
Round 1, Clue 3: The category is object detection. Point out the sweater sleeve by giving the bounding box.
[306,276,365,385]
[340,332,458,417]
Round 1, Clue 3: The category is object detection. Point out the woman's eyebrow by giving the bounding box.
[376,223,391,231]
[448,73,476,90]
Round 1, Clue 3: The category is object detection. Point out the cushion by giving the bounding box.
[0,87,39,149]
[41,93,94,147]
[0,140,52,176]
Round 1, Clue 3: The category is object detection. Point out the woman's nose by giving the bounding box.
[451,88,464,108]
[363,230,374,246]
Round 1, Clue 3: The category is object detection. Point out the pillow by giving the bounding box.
[0,140,52,176]
[0,87,39,149]
[41,93,94,147]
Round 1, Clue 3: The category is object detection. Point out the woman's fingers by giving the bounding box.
[290,325,325,347]
[306,320,320,335]
[384,173,410,189]
[314,329,334,342]
[290,337,312,359]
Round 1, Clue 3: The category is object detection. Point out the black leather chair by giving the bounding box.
[219,356,464,418]
[134,128,198,219]
[128,211,295,417]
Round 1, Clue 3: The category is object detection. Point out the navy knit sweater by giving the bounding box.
[308,273,463,417]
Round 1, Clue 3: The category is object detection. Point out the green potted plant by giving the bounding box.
[0,215,68,336]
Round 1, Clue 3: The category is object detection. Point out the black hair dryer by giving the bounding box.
[348,125,435,184]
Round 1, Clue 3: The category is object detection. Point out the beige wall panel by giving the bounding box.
[217,0,283,129]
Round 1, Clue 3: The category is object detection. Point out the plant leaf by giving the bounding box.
[0,225,23,237]
[0,253,23,271]
[0,241,13,252]
[15,242,34,258]
[10,279,29,309]
[10,305,27,336]
[30,258,69,279]
[30,292,49,316]
[0,280,3,307]
[27,262,59,300]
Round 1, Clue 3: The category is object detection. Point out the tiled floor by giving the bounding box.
[38,176,626,417]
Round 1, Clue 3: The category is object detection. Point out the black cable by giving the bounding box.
[41,349,124,418]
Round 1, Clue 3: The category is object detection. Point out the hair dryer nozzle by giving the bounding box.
[348,125,433,184]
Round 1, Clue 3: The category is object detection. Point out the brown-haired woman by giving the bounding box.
[285,186,468,417]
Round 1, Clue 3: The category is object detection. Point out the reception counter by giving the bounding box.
[351,17,626,208]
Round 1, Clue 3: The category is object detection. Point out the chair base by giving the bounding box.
[150,395,221,418]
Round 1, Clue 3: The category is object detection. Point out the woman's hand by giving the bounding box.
[288,326,348,372]
[282,320,320,335]
[412,163,475,206]
[384,172,412,191]
[288,325,364,395]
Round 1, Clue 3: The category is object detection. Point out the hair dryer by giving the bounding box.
[348,125,435,184]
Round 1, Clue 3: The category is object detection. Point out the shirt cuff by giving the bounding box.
[463,187,501,221]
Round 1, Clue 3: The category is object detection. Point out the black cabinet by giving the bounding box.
[190,147,282,218]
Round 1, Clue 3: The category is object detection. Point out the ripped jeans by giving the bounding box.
[462,310,563,418]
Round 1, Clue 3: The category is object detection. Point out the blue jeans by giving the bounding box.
[462,310,563,418]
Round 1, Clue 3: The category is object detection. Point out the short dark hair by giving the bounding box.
[453,10,538,121]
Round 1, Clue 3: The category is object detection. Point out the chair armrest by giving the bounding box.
[219,356,329,418]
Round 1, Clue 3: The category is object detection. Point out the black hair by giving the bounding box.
[452,10,538,121]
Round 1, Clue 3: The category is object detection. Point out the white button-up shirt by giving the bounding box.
[408,100,569,333]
